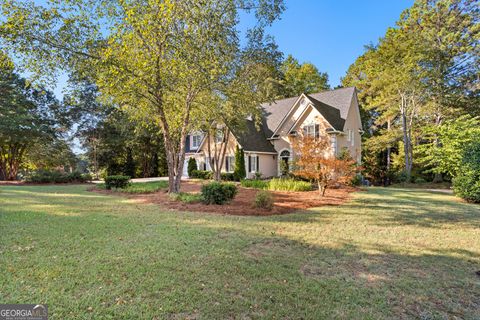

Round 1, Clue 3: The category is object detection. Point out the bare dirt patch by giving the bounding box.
[99,180,356,216]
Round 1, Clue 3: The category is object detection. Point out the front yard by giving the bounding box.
[0,185,479,319]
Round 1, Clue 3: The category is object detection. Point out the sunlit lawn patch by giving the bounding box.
[96,180,168,193]
[0,185,478,319]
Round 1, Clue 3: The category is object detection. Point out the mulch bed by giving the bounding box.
[93,181,357,216]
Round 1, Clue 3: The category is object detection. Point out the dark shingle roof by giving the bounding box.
[307,87,355,120]
[306,95,345,130]
[260,96,299,137]
[231,119,277,153]
[259,87,355,137]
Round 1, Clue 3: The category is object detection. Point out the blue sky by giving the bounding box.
[259,0,414,87]
[48,0,414,98]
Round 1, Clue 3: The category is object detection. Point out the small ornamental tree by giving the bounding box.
[292,134,357,196]
[187,157,197,177]
[234,145,246,180]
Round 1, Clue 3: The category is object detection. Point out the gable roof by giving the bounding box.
[306,95,345,130]
[260,87,356,137]
[231,119,277,154]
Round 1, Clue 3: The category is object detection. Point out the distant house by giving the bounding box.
[183,87,363,178]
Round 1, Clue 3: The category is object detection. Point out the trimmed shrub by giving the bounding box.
[221,172,237,181]
[453,142,480,203]
[190,170,213,180]
[241,179,268,189]
[105,175,131,189]
[187,157,197,177]
[26,170,92,183]
[254,190,274,210]
[267,178,312,192]
[201,181,237,205]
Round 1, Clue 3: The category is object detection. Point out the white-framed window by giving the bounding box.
[249,155,258,173]
[330,135,337,154]
[347,129,353,142]
[303,124,320,138]
[225,156,235,172]
[191,134,202,149]
[215,130,224,143]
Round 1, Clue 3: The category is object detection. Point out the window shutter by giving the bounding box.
[248,156,251,172]
[315,124,320,138]
[256,156,259,172]
[303,127,307,137]
[225,157,229,172]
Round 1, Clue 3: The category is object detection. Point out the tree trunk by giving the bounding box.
[400,94,412,181]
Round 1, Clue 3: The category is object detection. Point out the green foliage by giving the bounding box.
[279,160,289,176]
[453,142,480,203]
[417,116,480,177]
[233,146,246,181]
[104,175,130,190]
[221,172,237,182]
[124,148,136,178]
[241,179,268,189]
[0,0,285,192]
[187,157,197,177]
[201,182,237,205]
[414,177,427,184]
[169,192,203,204]
[26,170,91,183]
[342,0,479,183]
[190,170,213,180]
[350,174,362,186]
[253,190,274,210]
[280,55,330,96]
[0,56,69,180]
[267,178,313,192]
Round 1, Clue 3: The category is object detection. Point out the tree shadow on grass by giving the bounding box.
[264,187,480,229]
[2,185,479,319]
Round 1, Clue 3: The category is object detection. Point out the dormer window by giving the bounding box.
[191,134,202,149]
[215,130,225,143]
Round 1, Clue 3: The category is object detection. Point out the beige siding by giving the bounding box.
[336,96,362,163]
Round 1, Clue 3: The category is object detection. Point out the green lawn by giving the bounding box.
[0,185,479,319]
[96,180,169,193]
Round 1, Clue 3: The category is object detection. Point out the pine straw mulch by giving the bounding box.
[93,181,358,216]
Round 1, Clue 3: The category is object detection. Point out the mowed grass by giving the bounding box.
[0,185,479,319]
[96,180,169,193]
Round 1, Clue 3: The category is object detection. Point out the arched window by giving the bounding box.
[279,150,291,176]
[280,150,290,158]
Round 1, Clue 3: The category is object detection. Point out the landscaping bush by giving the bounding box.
[221,172,237,181]
[190,170,213,180]
[254,190,274,210]
[267,178,312,192]
[241,179,268,189]
[201,181,237,205]
[414,177,427,184]
[350,174,362,186]
[26,170,92,183]
[453,142,480,203]
[187,157,197,177]
[105,175,131,189]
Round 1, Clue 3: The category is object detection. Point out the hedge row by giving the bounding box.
[26,170,92,183]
